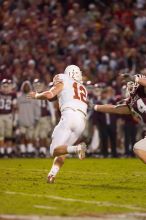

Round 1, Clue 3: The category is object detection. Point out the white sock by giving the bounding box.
[27,143,34,153]
[67,145,78,154]
[48,165,60,177]
[0,147,5,154]
[39,147,47,154]
[7,147,12,154]
[19,144,26,153]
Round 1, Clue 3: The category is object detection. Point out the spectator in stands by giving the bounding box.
[0,0,146,157]
[0,0,146,84]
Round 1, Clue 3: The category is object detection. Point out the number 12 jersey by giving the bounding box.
[53,74,88,115]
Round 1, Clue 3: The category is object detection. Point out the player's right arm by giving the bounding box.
[94,104,131,115]
[28,74,64,100]
[28,83,63,100]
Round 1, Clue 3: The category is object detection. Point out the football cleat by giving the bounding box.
[77,142,87,160]
[47,174,55,184]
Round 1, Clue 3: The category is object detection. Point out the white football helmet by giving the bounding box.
[64,65,82,82]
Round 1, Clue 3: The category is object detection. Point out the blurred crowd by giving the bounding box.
[0,0,146,158]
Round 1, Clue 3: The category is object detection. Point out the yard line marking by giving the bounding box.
[1,213,146,220]
[34,205,56,210]
[5,191,146,211]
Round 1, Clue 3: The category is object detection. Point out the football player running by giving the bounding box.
[28,65,88,183]
[92,73,146,164]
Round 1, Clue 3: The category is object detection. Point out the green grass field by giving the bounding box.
[0,158,146,217]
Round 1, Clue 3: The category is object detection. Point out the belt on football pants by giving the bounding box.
[62,107,86,117]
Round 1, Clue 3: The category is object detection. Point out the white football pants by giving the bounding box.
[134,137,146,152]
[50,109,86,156]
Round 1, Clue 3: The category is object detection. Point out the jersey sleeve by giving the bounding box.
[53,74,65,85]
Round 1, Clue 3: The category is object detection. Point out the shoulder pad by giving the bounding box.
[53,74,64,85]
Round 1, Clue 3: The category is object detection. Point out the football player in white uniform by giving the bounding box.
[28,65,88,183]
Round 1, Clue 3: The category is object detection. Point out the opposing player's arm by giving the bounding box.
[94,104,131,115]
[28,82,64,100]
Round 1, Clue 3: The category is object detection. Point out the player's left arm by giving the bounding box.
[28,82,64,100]
[94,103,131,115]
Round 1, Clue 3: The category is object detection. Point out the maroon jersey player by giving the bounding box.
[93,74,146,164]
[126,82,146,122]
[0,80,16,114]
[0,79,17,156]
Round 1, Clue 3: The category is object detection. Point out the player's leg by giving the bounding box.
[47,155,66,183]
[26,127,35,157]
[39,117,52,157]
[0,116,5,157]
[19,127,27,157]
[48,131,82,183]
[50,112,86,158]
[5,114,13,157]
[52,142,86,158]
[33,119,40,155]
[47,118,73,183]
[48,112,86,183]
[133,138,146,163]
[50,128,86,158]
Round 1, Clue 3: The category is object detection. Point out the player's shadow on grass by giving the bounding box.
[63,182,140,191]
[88,184,139,191]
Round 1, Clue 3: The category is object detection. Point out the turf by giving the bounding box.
[0,158,146,216]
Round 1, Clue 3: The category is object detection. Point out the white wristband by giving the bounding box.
[94,105,98,111]
[35,92,40,99]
